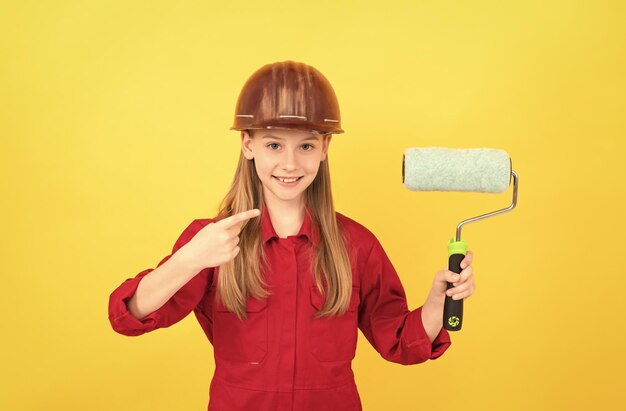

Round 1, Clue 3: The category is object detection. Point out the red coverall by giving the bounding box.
[108,205,451,410]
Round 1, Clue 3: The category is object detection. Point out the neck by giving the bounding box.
[263,195,307,238]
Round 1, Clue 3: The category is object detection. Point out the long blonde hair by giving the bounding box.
[213,132,353,320]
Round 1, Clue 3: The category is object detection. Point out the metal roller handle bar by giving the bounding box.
[455,171,518,242]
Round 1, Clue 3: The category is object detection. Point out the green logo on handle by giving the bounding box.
[448,316,460,328]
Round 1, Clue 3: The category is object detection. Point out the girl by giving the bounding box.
[108,60,476,411]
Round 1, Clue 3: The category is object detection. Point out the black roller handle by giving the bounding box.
[443,251,465,331]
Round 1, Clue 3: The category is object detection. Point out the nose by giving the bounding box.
[280,147,298,171]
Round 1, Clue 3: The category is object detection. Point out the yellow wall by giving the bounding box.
[1,1,624,409]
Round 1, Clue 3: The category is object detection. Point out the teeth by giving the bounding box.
[276,177,299,183]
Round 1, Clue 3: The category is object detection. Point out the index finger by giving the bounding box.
[461,250,473,268]
[216,209,261,229]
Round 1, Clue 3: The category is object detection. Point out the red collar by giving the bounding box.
[260,204,320,247]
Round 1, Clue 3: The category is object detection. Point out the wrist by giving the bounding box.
[171,248,204,276]
[426,288,446,308]
[421,289,445,340]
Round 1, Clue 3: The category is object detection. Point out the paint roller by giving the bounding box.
[402,147,519,331]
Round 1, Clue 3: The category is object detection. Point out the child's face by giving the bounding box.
[241,128,332,205]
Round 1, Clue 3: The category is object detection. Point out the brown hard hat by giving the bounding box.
[231,61,344,134]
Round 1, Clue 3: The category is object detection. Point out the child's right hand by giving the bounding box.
[178,209,261,271]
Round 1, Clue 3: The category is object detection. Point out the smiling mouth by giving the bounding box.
[273,176,303,183]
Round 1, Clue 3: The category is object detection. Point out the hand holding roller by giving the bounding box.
[402,147,519,331]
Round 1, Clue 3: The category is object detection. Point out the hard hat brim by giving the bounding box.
[230,124,344,134]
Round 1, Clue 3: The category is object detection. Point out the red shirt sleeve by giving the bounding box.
[108,219,213,336]
[357,236,452,365]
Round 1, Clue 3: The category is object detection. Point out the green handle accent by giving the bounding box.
[448,238,467,257]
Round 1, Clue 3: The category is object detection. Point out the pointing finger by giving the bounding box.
[216,209,261,229]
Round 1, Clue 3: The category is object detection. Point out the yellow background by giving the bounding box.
[1,1,624,410]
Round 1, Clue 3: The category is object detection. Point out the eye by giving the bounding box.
[267,143,280,150]
[302,144,314,151]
